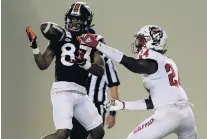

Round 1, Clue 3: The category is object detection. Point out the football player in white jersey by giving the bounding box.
[77,25,198,139]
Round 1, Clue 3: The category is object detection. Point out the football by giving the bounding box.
[40,22,65,42]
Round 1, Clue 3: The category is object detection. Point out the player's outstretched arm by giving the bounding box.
[78,34,158,74]
[123,96,154,110]
[108,96,154,111]
[120,55,157,74]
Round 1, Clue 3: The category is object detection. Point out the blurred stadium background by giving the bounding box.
[2,0,207,138]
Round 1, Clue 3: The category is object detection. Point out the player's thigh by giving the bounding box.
[70,117,89,139]
[176,107,197,139]
[74,95,103,131]
[51,89,74,130]
[126,113,180,139]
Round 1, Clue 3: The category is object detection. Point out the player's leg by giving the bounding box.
[126,106,182,139]
[74,95,105,139]
[41,129,70,139]
[70,103,106,139]
[89,104,106,139]
[70,117,89,139]
[42,89,74,139]
[175,107,198,139]
[87,103,106,139]
[95,103,107,126]
[88,125,105,139]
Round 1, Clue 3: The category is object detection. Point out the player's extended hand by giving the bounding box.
[106,114,116,129]
[72,50,87,66]
[77,33,99,48]
[26,26,37,49]
[105,98,125,111]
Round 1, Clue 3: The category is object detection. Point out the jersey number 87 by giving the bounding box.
[60,43,92,66]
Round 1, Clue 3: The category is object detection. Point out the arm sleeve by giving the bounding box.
[124,95,154,110]
[96,42,158,74]
[120,55,158,74]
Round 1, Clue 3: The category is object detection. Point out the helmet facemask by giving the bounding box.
[131,34,150,54]
[131,25,168,54]
[65,16,86,34]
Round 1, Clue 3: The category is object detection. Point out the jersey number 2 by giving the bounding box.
[165,64,181,87]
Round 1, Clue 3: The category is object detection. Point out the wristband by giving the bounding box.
[109,111,116,116]
[32,47,40,55]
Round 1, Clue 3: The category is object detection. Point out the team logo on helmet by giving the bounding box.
[149,27,163,46]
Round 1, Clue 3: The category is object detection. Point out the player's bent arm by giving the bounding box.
[34,44,54,70]
[88,51,104,77]
[96,42,158,74]
[109,96,154,111]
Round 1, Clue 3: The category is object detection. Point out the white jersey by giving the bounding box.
[137,48,188,108]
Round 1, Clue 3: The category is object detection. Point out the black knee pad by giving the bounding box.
[57,129,70,139]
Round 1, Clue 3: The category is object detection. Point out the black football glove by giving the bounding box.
[26,26,37,49]
[72,50,87,66]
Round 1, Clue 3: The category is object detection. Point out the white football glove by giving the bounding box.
[105,99,125,111]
